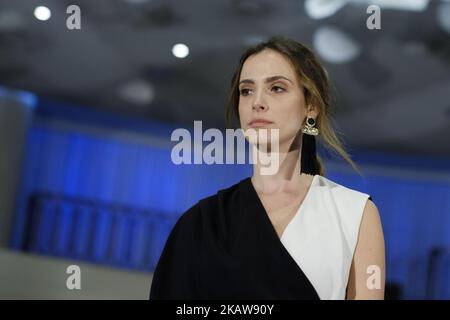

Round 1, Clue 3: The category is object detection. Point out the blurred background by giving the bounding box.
[0,0,449,299]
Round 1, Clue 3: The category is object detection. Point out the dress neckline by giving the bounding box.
[246,174,319,241]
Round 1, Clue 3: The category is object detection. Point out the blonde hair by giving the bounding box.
[225,35,362,177]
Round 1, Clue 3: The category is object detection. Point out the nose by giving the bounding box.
[252,103,267,112]
[252,90,268,112]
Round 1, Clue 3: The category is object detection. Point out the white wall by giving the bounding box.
[0,95,33,247]
[0,249,153,299]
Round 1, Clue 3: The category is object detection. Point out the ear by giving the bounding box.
[307,104,320,118]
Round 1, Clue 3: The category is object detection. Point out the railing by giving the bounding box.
[426,246,450,299]
[20,193,450,298]
[22,192,178,272]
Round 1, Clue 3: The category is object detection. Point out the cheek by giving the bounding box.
[280,98,304,123]
[276,98,305,136]
[237,101,243,116]
[238,102,249,125]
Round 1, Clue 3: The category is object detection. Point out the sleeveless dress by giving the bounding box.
[150,174,372,300]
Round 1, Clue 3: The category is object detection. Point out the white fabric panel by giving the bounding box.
[281,175,370,300]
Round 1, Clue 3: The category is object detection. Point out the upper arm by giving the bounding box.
[346,199,386,300]
[150,205,200,299]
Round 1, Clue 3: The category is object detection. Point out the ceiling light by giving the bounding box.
[304,0,348,19]
[361,0,429,11]
[118,80,155,105]
[34,6,51,21]
[313,26,361,64]
[172,43,189,59]
[437,2,450,34]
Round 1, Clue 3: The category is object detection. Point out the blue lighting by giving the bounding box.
[0,86,38,110]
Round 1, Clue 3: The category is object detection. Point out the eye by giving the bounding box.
[239,88,252,96]
[271,85,285,93]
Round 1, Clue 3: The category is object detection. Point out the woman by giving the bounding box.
[150,36,385,300]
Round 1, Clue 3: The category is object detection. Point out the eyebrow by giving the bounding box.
[239,75,293,86]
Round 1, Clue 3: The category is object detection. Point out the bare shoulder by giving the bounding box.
[346,198,386,299]
[362,199,382,229]
[358,199,385,260]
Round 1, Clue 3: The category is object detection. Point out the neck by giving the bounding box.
[251,135,314,194]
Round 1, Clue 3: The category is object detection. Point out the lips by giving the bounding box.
[248,119,274,127]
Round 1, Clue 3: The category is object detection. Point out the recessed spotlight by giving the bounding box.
[34,6,51,21]
[172,43,189,59]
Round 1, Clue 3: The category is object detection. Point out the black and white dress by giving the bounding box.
[150,174,372,300]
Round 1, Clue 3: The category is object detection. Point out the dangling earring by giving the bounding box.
[300,116,319,175]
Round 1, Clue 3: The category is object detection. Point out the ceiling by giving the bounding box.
[0,0,450,157]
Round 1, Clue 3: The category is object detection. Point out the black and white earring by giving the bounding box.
[300,116,319,175]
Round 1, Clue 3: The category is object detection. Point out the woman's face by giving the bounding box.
[238,49,316,149]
